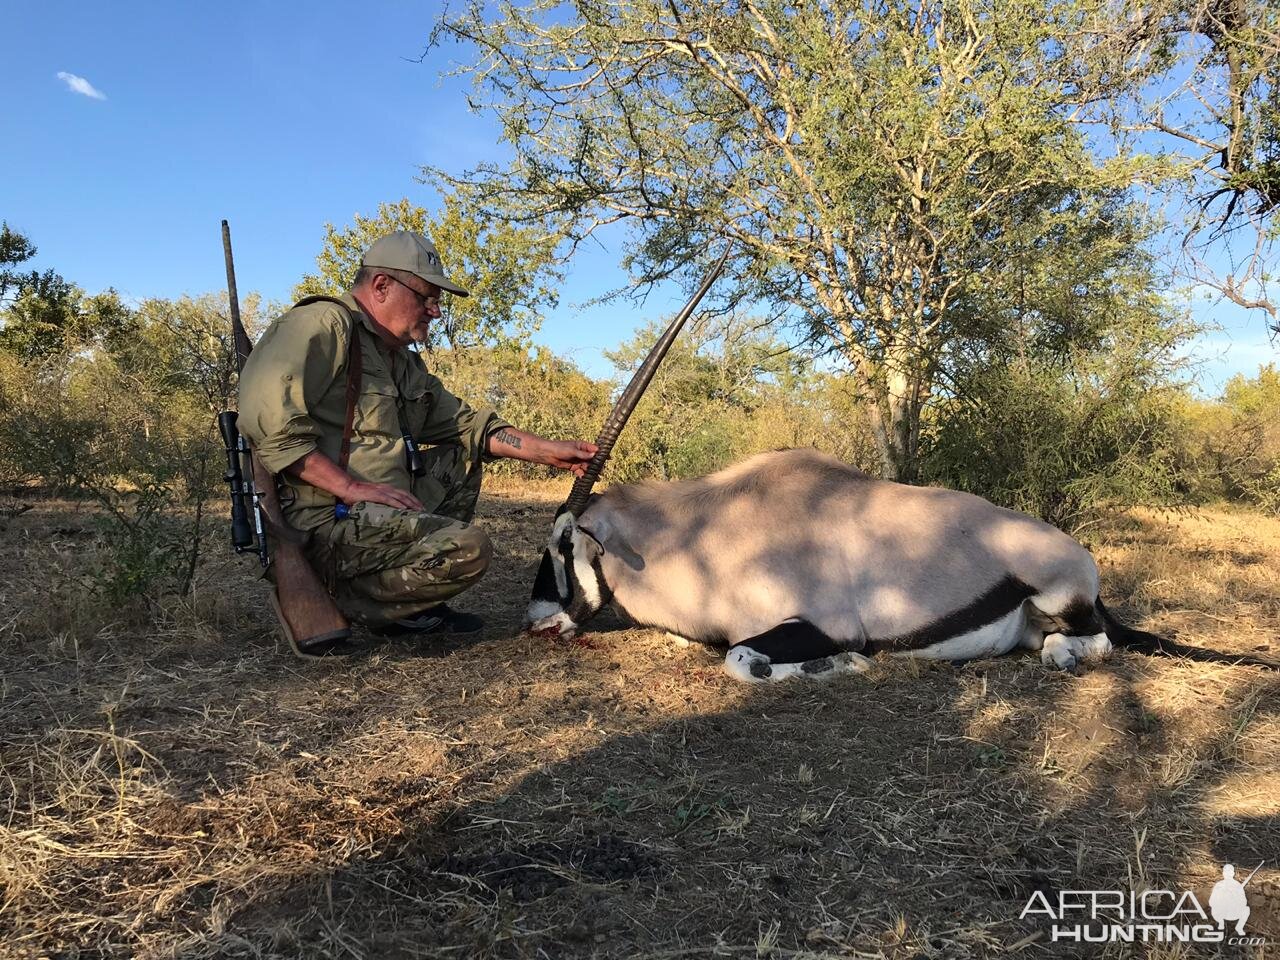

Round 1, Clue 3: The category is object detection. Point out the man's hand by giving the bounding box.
[342,479,424,512]
[536,439,599,478]
[285,450,424,512]
[487,427,598,477]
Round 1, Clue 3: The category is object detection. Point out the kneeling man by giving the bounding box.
[238,231,596,655]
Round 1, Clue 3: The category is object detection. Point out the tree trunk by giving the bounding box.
[841,342,925,483]
[860,370,924,483]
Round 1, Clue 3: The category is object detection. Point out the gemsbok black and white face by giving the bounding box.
[524,247,732,641]
[525,510,609,639]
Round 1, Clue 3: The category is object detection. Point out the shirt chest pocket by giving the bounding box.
[355,379,402,440]
[402,383,432,441]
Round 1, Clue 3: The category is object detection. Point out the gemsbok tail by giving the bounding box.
[1097,598,1279,670]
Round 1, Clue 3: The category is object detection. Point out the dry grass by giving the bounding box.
[1,489,1277,959]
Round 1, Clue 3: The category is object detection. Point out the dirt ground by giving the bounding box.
[1,481,1278,959]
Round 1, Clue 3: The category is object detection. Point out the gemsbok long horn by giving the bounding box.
[563,243,734,516]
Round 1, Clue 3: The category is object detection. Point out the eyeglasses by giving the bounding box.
[388,275,441,311]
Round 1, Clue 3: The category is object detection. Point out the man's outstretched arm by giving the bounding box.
[486,427,598,478]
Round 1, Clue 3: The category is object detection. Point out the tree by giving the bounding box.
[119,292,262,415]
[293,195,563,350]
[0,291,270,600]
[0,224,135,361]
[0,280,134,363]
[432,0,1138,481]
[601,313,881,479]
[431,341,610,475]
[603,315,785,480]
[1,222,38,302]
[1084,0,1280,326]
[920,193,1199,530]
[1183,364,1280,512]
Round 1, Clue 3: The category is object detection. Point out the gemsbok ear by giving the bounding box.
[553,510,576,546]
[576,526,604,559]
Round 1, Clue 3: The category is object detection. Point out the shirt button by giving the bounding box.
[283,374,293,381]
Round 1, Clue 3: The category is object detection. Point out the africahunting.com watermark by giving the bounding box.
[1020,862,1266,946]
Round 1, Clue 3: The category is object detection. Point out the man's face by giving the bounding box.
[378,274,443,346]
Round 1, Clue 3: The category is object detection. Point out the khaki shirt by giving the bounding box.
[237,293,510,530]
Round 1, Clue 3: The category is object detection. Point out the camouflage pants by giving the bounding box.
[306,443,492,627]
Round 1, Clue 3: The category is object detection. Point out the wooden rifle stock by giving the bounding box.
[222,220,351,649]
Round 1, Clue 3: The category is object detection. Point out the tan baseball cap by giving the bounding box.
[361,231,470,297]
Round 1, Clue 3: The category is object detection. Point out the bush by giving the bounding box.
[922,354,1190,533]
[601,317,882,482]
[0,294,247,605]
[430,342,611,477]
[1181,365,1280,513]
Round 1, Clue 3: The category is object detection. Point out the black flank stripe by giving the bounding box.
[731,620,846,663]
[877,575,1035,651]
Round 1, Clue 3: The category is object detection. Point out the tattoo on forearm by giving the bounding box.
[493,429,522,450]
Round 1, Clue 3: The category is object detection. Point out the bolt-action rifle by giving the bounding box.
[218,220,351,652]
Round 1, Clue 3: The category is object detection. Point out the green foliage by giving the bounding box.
[1180,365,1280,514]
[0,290,269,604]
[434,0,1134,479]
[603,318,765,482]
[293,195,562,350]
[1088,0,1280,325]
[601,316,880,482]
[916,189,1201,531]
[430,342,611,476]
[0,224,137,361]
[0,352,194,601]
[85,482,194,606]
[122,292,257,413]
[0,221,38,300]
[0,276,135,363]
[922,356,1191,533]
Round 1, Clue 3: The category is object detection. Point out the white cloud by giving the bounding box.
[56,72,107,101]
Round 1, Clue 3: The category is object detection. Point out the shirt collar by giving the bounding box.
[339,291,382,340]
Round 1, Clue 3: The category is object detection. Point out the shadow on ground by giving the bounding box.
[198,651,1280,959]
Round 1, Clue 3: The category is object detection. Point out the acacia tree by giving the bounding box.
[1085,0,1279,327]
[293,195,562,350]
[432,0,1132,480]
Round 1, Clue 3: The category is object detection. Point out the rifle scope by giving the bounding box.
[218,411,256,552]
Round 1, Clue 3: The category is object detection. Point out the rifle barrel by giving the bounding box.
[222,220,252,368]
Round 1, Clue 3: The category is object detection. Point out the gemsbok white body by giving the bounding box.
[527,448,1262,682]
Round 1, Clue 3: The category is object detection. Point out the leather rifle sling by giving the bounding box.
[337,325,363,497]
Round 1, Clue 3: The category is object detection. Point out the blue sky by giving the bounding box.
[1,0,1273,389]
